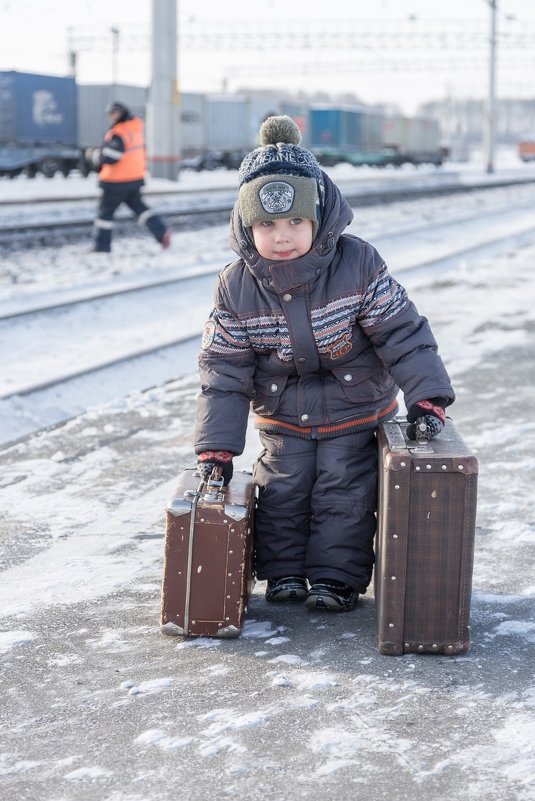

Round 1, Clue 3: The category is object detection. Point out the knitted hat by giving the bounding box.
[238,115,324,240]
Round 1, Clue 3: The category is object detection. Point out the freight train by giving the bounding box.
[0,70,446,179]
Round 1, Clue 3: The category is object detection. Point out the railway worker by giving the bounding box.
[193,115,454,613]
[88,101,171,253]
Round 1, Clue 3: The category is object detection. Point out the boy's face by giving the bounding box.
[251,217,314,261]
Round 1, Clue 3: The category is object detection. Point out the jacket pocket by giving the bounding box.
[331,365,395,403]
[253,374,289,416]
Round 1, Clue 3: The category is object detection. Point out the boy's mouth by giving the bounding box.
[274,249,294,259]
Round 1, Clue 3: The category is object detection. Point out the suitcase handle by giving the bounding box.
[414,416,430,444]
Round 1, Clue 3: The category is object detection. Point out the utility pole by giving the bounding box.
[111,26,120,87]
[146,0,180,181]
[485,0,497,173]
[67,27,77,79]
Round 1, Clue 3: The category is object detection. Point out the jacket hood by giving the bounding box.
[229,170,354,292]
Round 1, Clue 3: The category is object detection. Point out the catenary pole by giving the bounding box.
[146,0,180,180]
[485,0,497,174]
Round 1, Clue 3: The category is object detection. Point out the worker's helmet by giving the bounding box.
[105,101,129,116]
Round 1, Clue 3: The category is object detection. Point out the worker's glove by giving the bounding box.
[196,450,234,486]
[406,398,447,441]
[84,147,102,169]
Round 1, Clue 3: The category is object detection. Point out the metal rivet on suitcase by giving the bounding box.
[458,464,465,470]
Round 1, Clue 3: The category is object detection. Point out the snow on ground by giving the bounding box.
[1,169,535,801]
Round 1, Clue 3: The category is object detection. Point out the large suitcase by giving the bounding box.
[160,467,255,638]
[375,418,478,656]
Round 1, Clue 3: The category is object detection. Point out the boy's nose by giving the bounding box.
[274,227,290,241]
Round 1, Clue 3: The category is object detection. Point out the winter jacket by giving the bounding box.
[194,171,454,456]
[99,117,146,184]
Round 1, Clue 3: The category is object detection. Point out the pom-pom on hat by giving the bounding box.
[238,115,324,240]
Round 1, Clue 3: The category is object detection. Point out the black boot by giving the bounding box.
[305,579,358,612]
[265,576,308,603]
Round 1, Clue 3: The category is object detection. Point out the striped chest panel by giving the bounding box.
[211,293,363,362]
[208,265,408,361]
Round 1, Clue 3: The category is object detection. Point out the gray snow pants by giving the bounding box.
[253,429,378,592]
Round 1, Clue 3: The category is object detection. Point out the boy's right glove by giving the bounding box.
[406,398,447,441]
[196,450,234,486]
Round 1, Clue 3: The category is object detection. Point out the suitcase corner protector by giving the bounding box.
[160,621,185,637]
[378,640,403,656]
[216,624,241,638]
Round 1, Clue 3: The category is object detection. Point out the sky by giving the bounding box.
[1,1,535,114]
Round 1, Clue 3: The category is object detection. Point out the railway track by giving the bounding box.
[2,171,535,244]
[2,190,535,323]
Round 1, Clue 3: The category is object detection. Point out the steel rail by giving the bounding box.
[0,331,201,402]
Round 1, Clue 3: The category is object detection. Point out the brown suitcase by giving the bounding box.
[375,418,478,656]
[160,467,255,638]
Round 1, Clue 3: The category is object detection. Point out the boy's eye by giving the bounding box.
[261,220,274,227]
[290,218,303,225]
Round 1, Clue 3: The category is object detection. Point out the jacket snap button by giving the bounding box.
[301,414,309,422]
[297,357,307,364]
[344,374,352,381]
[282,293,292,302]
[270,384,278,392]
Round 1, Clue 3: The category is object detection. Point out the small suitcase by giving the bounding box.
[160,467,255,638]
[375,418,478,656]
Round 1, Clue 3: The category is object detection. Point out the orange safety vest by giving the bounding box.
[99,117,146,182]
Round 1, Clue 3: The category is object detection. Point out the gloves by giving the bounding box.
[197,450,234,486]
[84,147,102,169]
[406,397,447,441]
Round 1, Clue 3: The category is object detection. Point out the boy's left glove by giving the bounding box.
[406,398,447,441]
[197,450,234,486]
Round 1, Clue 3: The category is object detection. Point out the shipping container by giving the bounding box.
[77,83,148,148]
[382,115,441,164]
[205,95,249,150]
[361,111,384,152]
[281,101,310,145]
[309,106,363,152]
[178,92,206,155]
[382,115,409,153]
[246,95,282,147]
[406,116,440,155]
[0,70,77,145]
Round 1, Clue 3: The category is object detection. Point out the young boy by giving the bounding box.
[194,115,454,612]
